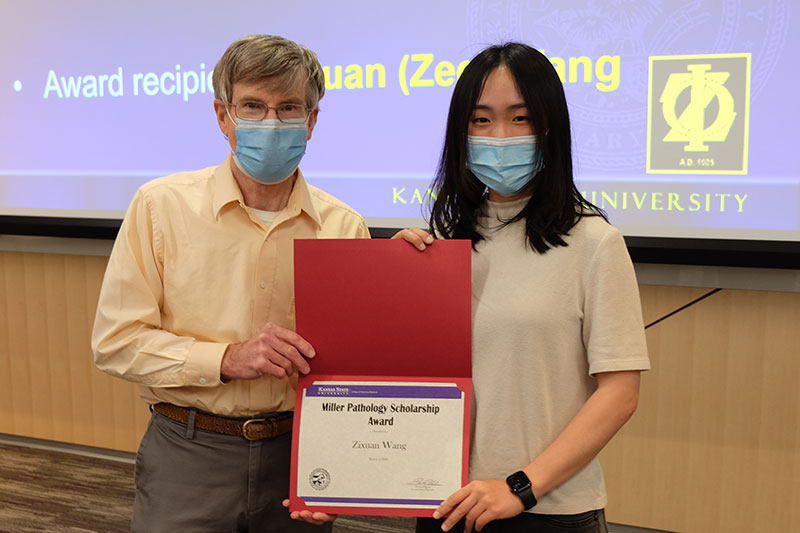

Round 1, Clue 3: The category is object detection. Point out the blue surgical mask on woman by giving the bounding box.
[231,117,308,184]
[466,135,544,197]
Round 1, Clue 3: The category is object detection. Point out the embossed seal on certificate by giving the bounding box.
[309,468,331,490]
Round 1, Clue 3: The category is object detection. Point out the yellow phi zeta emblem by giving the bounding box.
[662,64,735,152]
[647,54,750,174]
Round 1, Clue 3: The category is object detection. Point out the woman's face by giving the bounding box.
[468,66,535,139]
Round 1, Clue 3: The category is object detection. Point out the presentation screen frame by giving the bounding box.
[1,216,797,269]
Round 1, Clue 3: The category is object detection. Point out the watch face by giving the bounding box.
[507,472,529,492]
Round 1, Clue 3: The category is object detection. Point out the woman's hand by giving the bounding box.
[391,228,434,250]
[433,479,523,532]
[281,499,337,525]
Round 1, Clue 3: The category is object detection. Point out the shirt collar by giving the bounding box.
[286,170,323,229]
[212,155,322,229]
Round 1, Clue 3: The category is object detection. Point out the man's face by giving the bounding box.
[214,78,319,154]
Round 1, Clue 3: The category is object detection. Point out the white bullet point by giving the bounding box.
[13,80,22,92]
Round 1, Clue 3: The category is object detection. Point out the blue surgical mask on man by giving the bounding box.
[231,117,308,184]
[466,135,544,197]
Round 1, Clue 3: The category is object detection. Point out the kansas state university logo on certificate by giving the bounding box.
[309,468,331,491]
[647,53,751,174]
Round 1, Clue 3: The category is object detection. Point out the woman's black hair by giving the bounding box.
[427,42,605,253]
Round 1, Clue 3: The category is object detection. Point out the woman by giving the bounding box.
[397,43,650,533]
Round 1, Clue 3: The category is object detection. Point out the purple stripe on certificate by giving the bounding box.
[306,384,462,399]
[302,496,442,506]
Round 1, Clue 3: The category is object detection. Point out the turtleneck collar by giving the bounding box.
[483,195,532,220]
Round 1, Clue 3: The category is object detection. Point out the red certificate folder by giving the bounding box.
[289,239,472,517]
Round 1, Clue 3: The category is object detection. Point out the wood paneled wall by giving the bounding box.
[1,249,798,532]
[0,251,149,451]
[601,285,800,533]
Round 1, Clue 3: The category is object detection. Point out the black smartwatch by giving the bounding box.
[505,471,537,510]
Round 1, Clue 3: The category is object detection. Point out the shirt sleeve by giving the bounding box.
[91,189,225,388]
[581,226,651,375]
[356,218,371,239]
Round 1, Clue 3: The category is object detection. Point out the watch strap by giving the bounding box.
[505,470,537,510]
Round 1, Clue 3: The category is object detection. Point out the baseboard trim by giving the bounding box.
[0,433,136,464]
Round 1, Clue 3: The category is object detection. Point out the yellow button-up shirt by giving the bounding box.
[92,157,369,416]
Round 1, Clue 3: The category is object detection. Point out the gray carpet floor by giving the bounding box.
[0,442,415,532]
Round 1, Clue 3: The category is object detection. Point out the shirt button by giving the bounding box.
[199,378,207,385]
[259,281,266,289]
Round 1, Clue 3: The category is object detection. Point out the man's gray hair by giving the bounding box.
[212,35,325,109]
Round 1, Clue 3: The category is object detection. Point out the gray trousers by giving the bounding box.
[132,409,332,533]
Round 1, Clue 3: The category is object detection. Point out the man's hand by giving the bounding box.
[220,322,315,380]
[391,228,434,251]
[433,479,524,532]
[281,499,337,525]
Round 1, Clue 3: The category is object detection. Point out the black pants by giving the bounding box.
[416,509,607,533]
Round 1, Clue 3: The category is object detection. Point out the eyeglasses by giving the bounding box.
[229,101,311,124]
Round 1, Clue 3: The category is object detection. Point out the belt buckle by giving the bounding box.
[242,418,266,440]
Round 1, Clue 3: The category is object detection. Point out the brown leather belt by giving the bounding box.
[152,403,293,441]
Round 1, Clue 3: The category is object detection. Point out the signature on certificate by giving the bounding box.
[405,477,443,491]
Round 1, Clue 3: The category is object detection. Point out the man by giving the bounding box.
[92,35,367,532]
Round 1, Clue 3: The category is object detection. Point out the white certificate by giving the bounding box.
[293,379,468,514]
